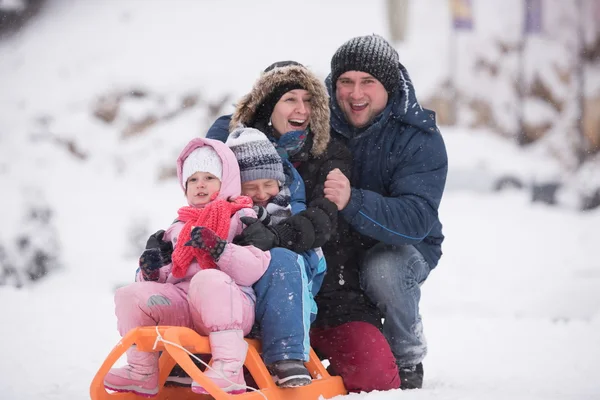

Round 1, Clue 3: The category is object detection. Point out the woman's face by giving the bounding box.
[270,89,312,137]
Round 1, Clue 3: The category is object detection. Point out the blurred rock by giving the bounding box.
[468,98,496,130]
[0,0,45,39]
[58,137,87,160]
[474,57,499,77]
[0,244,24,288]
[206,94,230,121]
[531,181,562,206]
[91,89,211,138]
[580,33,600,63]
[553,64,572,86]
[181,94,199,110]
[93,95,120,124]
[529,74,563,113]
[157,165,177,181]
[581,188,600,211]
[0,203,62,288]
[519,121,553,145]
[494,175,525,191]
[122,115,158,138]
[422,80,456,126]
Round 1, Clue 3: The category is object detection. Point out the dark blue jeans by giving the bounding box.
[253,247,319,365]
[360,244,431,367]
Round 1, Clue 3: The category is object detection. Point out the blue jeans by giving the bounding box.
[253,247,324,365]
[359,243,431,367]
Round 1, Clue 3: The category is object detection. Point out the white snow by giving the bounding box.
[1,1,599,400]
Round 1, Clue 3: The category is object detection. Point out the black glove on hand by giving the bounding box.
[309,198,339,225]
[139,248,162,281]
[274,214,315,252]
[185,226,227,262]
[235,214,317,253]
[252,205,271,226]
[233,217,279,251]
[297,207,333,248]
[145,229,173,265]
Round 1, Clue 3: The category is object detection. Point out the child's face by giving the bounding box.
[241,179,280,207]
[185,171,222,207]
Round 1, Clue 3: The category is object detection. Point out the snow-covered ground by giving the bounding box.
[1,1,599,400]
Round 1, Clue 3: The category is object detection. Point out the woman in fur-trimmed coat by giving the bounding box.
[209,61,350,210]
[206,61,353,386]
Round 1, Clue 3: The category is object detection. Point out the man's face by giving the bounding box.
[335,71,388,129]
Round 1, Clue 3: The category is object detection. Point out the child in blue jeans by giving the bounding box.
[226,126,333,387]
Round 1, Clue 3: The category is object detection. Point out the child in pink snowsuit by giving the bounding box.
[103,137,271,397]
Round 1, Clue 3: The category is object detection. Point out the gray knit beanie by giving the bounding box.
[331,34,400,95]
[226,126,285,184]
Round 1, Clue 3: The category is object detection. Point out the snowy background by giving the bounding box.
[0,0,599,399]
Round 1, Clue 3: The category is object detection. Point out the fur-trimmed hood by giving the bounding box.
[230,65,330,157]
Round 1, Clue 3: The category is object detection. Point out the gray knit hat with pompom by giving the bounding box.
[225,126,285,184]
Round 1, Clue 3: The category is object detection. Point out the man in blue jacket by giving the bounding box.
[311,34,448,391]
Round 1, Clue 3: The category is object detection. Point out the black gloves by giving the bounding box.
[139,249,162,281]
[139,230,173,281]
[309,197,339,222]
[233,217,280,251]
[273,214,316,251]
[146,230,173,264]
[302,198,338,247]
[234,214,316,253]
[185,226,227,262]
[234,198,339,253]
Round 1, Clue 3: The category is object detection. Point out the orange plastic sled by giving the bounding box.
[90,326,347,400]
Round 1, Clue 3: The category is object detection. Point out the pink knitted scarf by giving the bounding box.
[171,195,253,278]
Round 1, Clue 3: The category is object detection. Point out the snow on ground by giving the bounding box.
[1,1,599,400]
[2,186,599,400]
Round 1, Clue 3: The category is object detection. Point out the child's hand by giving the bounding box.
[139,249,162,281]
[146,229,173,264]
[252,205,271,226]
[185,227,227,262]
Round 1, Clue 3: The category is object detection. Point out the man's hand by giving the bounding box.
[324,168,351,210]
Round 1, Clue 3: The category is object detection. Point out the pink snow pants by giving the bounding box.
[114,269,255,337]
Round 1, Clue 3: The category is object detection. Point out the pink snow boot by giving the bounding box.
[104,345,159,397]
[191,330,248,395]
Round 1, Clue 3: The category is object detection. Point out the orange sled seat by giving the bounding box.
[90,326,347,400]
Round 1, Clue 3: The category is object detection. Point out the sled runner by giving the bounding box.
[90,326,347,400]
